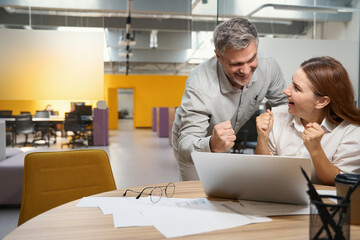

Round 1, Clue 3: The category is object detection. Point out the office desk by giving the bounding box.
[1,116,92,122]
[4,181,360,240]
[2,116,93,146]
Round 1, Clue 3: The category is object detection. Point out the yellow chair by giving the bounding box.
[18,149,116,226]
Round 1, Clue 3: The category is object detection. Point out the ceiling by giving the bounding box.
[0,0,358,75]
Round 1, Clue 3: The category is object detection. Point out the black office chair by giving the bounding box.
[20,111,31,115]
[61,112,88,148]
[33,111,53,147]
[0,110,14,146]
[232,110,261,154]
[13,114,36,147]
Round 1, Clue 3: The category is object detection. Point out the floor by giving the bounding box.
[0,119,180,239]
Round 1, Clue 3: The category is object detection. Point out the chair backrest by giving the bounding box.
[34,112,51,132]
[64,111,84,132]
[233,110,262,152]
[20,111,31,115]
[75,105,92,116]
[34,110,50,118]
[0,110,12,118]
[14,114,34,134]
[236,110,260,142]
[18,149,116,226]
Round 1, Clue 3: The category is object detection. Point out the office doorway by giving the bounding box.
[117,88,134,130]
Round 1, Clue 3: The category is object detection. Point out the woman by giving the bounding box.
[255,56,360,185]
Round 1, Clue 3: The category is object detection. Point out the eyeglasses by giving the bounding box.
[123,182,175,203]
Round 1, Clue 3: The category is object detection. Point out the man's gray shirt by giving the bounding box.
[172,49,287,180]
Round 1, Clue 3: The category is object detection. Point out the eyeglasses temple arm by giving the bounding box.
[136,186,153,199]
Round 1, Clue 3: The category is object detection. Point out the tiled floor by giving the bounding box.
[0,119,180,239]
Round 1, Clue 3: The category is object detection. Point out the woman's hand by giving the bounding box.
[302,122,324,153]
[256,109,273,141]
[255,109,273,155]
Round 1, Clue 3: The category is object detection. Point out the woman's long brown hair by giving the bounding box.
[301,56,360,126]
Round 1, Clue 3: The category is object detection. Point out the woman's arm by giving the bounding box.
[255,110,273,155]
[303,122,340,185]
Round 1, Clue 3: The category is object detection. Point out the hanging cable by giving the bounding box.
[125,0,133,75]
[28,0,32,29]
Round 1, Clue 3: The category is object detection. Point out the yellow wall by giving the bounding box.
[0,74,187,130]
[104,74,187,129]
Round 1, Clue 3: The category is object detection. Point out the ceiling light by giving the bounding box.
[57,27,104,32]
[246,3,357,18]
[273,4,338,13]
[150,30,158,49]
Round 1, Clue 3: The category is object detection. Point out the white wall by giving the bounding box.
[260,38,359,102]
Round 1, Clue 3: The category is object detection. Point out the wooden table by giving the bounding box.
[4,181,360,240]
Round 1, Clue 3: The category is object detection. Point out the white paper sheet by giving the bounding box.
[113,208,152,227]
[139,204,271,238]
[317,190,337,203]
[233,200,310,216]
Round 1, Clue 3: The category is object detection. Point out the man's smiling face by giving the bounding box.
[215,41,258,89]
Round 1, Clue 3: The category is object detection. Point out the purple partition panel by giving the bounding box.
[93,108,109,146]
[168,107,176,145]
[0,121,5,161]
[157,107,169,138]
[152,107,157,132]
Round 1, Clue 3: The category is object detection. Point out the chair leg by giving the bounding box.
[53,131,57,144]
[24,134,28,147]
[46,133,50,147]
[12,132,15,147]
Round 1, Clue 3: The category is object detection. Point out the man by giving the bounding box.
[172,18,287,180]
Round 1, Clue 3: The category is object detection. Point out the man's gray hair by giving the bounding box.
[213,18,259,57]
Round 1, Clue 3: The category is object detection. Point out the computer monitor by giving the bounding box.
[70,102,85,112]
[75,105,92,116]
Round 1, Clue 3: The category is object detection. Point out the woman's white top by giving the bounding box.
[269,105,360,184]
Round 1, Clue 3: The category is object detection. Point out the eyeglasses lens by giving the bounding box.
[165,182,175,198]
[150,186,162,203]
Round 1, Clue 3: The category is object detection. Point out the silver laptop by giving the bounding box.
[192,152,311,205]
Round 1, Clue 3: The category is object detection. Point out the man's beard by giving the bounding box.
[232,77,248,87]
[232,73,251,87]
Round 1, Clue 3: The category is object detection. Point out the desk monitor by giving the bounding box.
[192,152,311,205]
[75,105,92,116]
[34,110,50,118]
[0,110,12,118]
[70,102,85,112]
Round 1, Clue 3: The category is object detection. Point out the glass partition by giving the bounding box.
[191,0,360,106]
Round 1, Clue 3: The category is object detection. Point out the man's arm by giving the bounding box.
[173,86,213,164]
[173,86,235,163]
